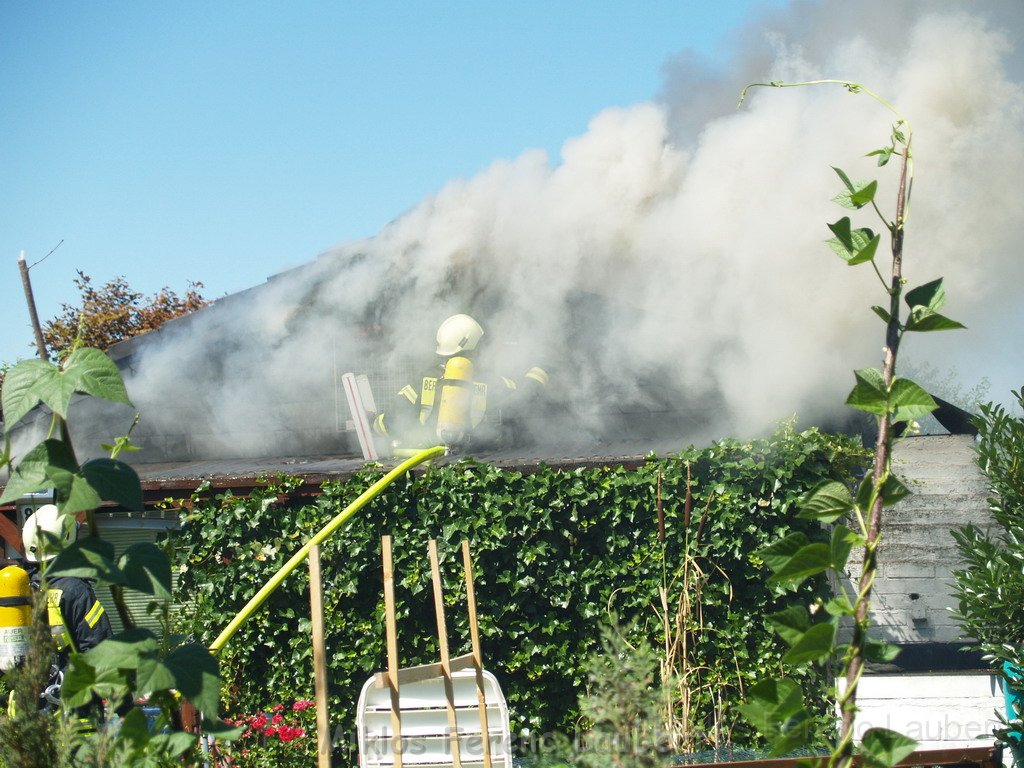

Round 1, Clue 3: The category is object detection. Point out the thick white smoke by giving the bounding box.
[116,1,1023,461]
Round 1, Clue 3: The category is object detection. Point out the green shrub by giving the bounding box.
[172,425,864,758]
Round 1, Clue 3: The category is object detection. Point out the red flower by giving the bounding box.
[292,699,315,711]
[252,713,268,730]
[271,713,284,724]
[273,703,285,712]
[264,726,277,737]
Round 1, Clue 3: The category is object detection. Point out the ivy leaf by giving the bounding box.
[846,368,888,416]
[798,480,853,523]
[860,727,918,768]
[889,378,938,422]
[767,605,810,646]
[62,347,133,407]
[782,622,836,666]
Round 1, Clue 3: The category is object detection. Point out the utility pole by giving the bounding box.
[17,250,50,362]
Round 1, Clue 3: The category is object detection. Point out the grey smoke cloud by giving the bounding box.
[116,0,1023,461]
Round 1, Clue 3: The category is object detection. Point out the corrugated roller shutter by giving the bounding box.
[92,518,179,636]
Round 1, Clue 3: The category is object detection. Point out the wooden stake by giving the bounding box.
[462,541,493,768]
[382,536,403,768]
[428,540,462,768]
[308,545,332,768]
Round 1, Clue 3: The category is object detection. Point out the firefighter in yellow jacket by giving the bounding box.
[372,313,549,452]
[22,505,113,707]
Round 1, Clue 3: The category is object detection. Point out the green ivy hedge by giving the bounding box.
[172,426,864,754]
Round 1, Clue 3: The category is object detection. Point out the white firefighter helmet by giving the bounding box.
[435,314,483,357]
[23,504,77,562]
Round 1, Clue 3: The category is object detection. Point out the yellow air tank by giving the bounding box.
[435,355,475,448]
[0,565,31,672]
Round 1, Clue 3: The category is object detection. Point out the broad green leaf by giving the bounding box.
[865,640,902,663]
[825,596,856,617]
[61,474,106,517]
[61,655,129,709]
[81,458,144,511]
[904,278,947,311]
[759,532,811,574]
[149,732,202,759]
[63,347,133,407]
[164,643,221,717]
[84,629,159,670]
[737,678,811,756]
[0,439,79,504]
[1,359,53,430]
[871,306,892,323]
[850,180,878,207]
[905,307,966,332]
[860,727,918,768]
[47,537,126,584]
[798,480,853,523]
[881,474,911,507]
[827,217,853,250]
[831,524,863,570]
[889,378,938,422]
[782,622,836,666]
[137,653,178,694]
[114,707,151,750]
[769,542,831,586]
[120,542,173,597]
[831,189,859,210]
[30,366,78,420]
[767,605,810,646]
[832,166,856,192]
[846,368,888,416]
[856,473,875,511]
[867,147,894,167]
[848,233,881,265]
[202,719,246,739]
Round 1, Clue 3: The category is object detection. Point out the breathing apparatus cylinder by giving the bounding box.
[0,565,31,672]
[435,355,474,448]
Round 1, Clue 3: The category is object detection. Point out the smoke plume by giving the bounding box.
[108,0,1023,461]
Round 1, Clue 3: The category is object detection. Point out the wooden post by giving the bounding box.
[309,545,332,768]
[462,541,492,768]
[17,250,49,362]
[382,536,403,768]
[428,540,462,768]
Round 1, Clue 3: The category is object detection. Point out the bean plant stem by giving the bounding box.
[834,145,910,768]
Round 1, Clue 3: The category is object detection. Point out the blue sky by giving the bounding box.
[0,1,787,366]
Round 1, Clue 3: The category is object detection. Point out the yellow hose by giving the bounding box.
[209,445,445,654]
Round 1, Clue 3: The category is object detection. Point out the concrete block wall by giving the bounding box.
[841,434,995,644]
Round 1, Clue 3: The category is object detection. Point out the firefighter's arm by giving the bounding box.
[372,384,421,437]
[63,580,111,653]
[491,365,549,409]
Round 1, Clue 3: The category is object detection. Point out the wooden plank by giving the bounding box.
[463,540,492,768]
[308,545,332,768]
[429,539,462,768]
[382,536,403,768]
[670,745,1001,768]
[371,652,476,689]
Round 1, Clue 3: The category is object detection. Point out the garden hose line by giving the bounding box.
[208,445,446,654]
